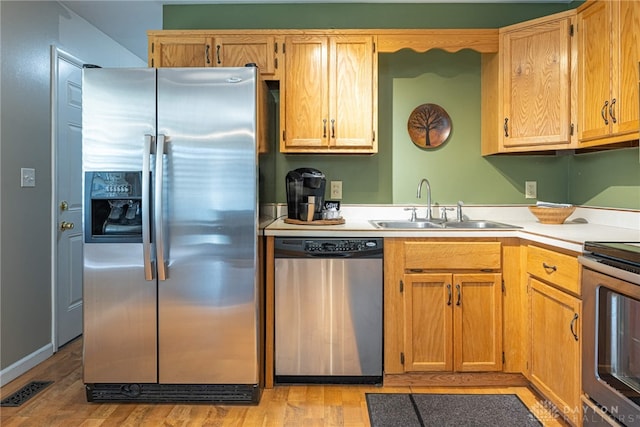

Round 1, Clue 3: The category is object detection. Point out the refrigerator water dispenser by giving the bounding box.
[84,171,143,243]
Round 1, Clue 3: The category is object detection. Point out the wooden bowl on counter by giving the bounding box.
[528,206,576,224]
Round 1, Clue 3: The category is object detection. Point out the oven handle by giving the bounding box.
[570,313,579,341]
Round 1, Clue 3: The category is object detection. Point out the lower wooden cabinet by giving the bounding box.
[527,244,581,425]
[384,238,503,374]
[403,272,503,372]
[529,278,581,425]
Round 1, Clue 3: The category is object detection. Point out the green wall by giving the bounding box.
[387,50,568,205]
[164,3,576,30]
[166,2,639,210]
[569,148,640,208]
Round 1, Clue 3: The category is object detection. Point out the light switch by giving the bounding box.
[525,181,537,199]
[21,168,35,188]
[330,181,342,200]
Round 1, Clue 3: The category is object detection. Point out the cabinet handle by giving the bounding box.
[216,45,221,64]
[609,98,617,124]
[601,100,609,125]
[331,119,336,139]
[542,262,557,273]
[322,119,327,138]
[503,118,509,137]
[447,284,452,306]
[456,284,461,306]
[205,45,211,64]
[570,313,579,341]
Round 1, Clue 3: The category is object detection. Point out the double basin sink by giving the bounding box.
[369,219,521,230]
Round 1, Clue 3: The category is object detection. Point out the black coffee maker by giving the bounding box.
[285,168,326,220]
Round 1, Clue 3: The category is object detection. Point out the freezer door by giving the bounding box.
[156,68,259,384]
[83,245,158,382]
[82,68,157,383]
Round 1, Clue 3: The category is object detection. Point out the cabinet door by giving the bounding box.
[612,1,640,139]
[454,273,503,372]
[501,15,573,148]
[329,36,376,150]
[282,36,329,150]
[403,273,453,372]
[530,277,581,425]
[213,35,277,77]
[578,1,613,142]
[149,36,212,67]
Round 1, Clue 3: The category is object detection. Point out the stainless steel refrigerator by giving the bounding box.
[81,67,263,403]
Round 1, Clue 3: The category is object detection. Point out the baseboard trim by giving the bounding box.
[383,372,529,387]
[0,343,53,387]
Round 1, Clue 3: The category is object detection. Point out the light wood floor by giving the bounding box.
[1,338,568,426]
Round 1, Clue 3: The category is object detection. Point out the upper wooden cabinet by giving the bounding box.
[577,0,640,147]
[148,31,280,79]
[212,35,278,78]
[482,10,577,154]
[281,35,377,153]
[149,35,213,67]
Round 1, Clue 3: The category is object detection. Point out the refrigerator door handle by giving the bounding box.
[155,133,168,280]
[142,134,155,280]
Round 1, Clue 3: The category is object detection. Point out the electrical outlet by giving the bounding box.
[21,168,36,187]
[525,181,537,199]
[330,181,342,200]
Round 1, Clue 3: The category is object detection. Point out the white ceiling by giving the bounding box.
[61,0,571,61]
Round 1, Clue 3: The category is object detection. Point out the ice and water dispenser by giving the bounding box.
[84,172,144,243]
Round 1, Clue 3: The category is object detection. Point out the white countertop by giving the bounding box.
[263,205,640,253]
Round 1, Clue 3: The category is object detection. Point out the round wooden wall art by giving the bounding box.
[407,103,452,149]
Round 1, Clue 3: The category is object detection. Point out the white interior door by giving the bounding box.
[53,47,85,348]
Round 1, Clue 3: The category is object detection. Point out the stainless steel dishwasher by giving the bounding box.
[274,237,383,384]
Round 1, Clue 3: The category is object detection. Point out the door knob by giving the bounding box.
[60,201,69,211]
[60,221,74,231]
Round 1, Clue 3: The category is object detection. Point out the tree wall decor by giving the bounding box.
[407,103,452,149]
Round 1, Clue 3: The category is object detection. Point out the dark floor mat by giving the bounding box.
[1,381,53,407]
[366,393,542,427]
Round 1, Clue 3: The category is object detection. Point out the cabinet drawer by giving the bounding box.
[527,245,579,294]
[404,242,501,270]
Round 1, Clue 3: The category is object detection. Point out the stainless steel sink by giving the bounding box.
[369,219,521,230]
[369,219,445,229]
[444,220,521,229]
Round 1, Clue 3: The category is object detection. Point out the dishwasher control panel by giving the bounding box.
[274,238,383,258]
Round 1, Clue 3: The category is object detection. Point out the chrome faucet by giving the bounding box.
[456,200,464,222]
[417,178,432,220]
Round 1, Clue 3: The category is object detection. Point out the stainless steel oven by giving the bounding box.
[580,242,640,426]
